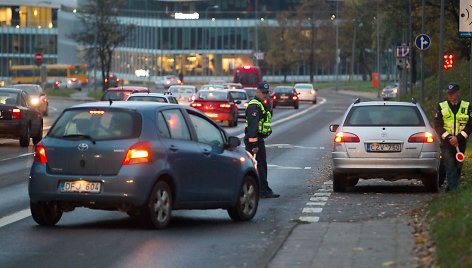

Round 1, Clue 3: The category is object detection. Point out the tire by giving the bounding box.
[32,122,43,145]
[140,180,172,229]
[423,172,440,193]
[439,158,446,187]
[228,175,259,221]
[19,124,30,147]
[333,172,347,192]
[30,201,63,226]
[312,98,317,104]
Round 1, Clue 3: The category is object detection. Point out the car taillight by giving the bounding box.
[34,143,47,164]
[334,132,360,143]
[272,95,277,100]
[408,132,434,143]
[12,108,21,119]
[292,96,298,100]
[123,142,152,165]
[191,103,202,107]
[219,104,232,109]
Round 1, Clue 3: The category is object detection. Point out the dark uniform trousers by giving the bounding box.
[244,137,271,194]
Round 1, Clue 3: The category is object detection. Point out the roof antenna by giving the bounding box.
[354,98,360,104]
[411,98,417,104]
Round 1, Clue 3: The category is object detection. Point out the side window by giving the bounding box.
[189,113,224,147]
[157,112,171,138]
[161,109,191,140]
[20,93,28,107]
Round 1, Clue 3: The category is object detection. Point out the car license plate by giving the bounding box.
[60,180,101,193]
[367,143,401,152]
[205,113,218,118]
[280,95,288,99]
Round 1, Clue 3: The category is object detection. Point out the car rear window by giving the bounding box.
[274,87,293,93]
[101,91,131,101]
[170,87,195,94]
[229,91,247,100]
[48,109,141,140]
[197,91,228,101]
[128,96,167,103]
[344,105,425,126]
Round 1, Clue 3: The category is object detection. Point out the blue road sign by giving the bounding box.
[415,34,431,50]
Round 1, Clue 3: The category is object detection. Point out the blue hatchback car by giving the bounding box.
[29,102,259,229]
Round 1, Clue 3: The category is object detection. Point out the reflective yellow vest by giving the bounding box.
[440,100,470,135]
[246,99,272,135]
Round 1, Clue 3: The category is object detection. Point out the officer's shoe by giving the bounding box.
[260,191,280,199]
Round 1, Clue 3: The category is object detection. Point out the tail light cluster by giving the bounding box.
[34,142,48,164]
[12,108,21,119]
[334,132,360,143]
[408,132,434,143]
[123,142,152,165]
[191,103,202,108]
[219,104,232,109]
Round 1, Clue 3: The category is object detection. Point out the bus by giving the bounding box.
[233,66,261,88]
[10,64,88,89]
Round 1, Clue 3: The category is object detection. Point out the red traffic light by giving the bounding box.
[443,54,454,70]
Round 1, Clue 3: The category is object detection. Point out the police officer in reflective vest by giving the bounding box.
[245,81,279,198]
[434,83,472,191]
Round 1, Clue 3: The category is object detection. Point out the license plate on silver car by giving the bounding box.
[367,143,401,152]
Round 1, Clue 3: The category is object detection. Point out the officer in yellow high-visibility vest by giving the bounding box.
[434,83,472,191]
[245,81,279,198]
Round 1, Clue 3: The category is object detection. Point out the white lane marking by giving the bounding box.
[304,167,311,170]
[302,207,323,213]
[317,188,331,192]
[313,192,331,197]
[49,106,58,112]
[267,164,310,170]
[0,209,31,228]
[324,181,333,185]
[306,202,326,206]
[0,153,34,162]
[236,97,326,139]
[299,216,319,223]
[310,196,329,202]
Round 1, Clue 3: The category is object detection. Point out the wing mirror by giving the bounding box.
[226,136,241,149]
[329,124,339,132]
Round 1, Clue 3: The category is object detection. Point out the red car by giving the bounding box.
[190,89,239,127]
[100,86,149,101]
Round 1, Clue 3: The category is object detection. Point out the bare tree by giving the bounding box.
[71,0,134,91]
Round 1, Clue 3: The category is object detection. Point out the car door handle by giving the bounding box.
[169,145,179,152]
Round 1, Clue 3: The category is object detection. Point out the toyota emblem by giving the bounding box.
[77,143,89,151]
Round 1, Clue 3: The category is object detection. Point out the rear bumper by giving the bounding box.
[332,152,440,179]
[274,100,297,106]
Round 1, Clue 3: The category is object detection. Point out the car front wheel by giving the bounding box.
[228,176,259,221]
[30,201,63,226]
[141,180,172,229]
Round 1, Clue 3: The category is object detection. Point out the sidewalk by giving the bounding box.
[268,217,414,268]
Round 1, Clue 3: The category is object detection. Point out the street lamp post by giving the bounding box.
[203,5,219,76]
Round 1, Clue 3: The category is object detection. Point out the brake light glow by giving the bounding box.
[408,132,435,143]
[219,104,232,108]
[243,66,251,69]
[292,96,298,100]
[334,132,360,143]
[191,103,202,107]
[123,142,152,165]
[272,96,277,100]
[34,143,47,164]
[89,110,105,115]
[12,108,21,119]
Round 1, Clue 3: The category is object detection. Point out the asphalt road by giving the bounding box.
[0,91,435,268]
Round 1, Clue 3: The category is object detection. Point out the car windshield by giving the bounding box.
[275,87,293,94]
[197,91,228,101]
[345,105,425,126]
[127,96,167,102]
[48,109,140,140]
[229,91,247,100]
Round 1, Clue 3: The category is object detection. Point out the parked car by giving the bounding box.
[228,89,250,118]
[294,83,317,104]
[100,86,150,101]
[329,99,441,192]
[28,101,259,228]
[190,89,239,127]
[126,92,178,104]
[271,86,299,109]
[11,84,49,116]
[168,85,198,106]
[380,83,399,100]
[0,87,43,147]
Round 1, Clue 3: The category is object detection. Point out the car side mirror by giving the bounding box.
[226,136,241,149]
[329,124,339,132]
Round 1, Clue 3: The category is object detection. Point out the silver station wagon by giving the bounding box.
[329,99,441,192]
[29,102,259,229]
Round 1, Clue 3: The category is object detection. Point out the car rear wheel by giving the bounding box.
[228,175,259,221]
[333,172,347,192]
[32,122,43,145]
[141,180,172,229]
[19,124,30,147]
[30,201,63,226]
[423,172,440,193]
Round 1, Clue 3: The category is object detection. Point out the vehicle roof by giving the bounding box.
[128,92,171,97]
[197,89,228,93]
[294,83,313,86]
[169,85,196,89]
[106,86,149,91]
[352,101,417,107]
[227,89,247,93]
[11,84,41,87]
[0,87,23,93]
[274,86,294,88]
[69,101,180,111]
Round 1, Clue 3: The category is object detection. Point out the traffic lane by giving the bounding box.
[0,94,340,268]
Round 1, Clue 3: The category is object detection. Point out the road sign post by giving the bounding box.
[415,34,431,101]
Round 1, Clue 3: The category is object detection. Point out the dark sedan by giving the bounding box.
[0,87,43,146]
[272,86,299,109]
[29,102,259,229]
[12,84,49,116]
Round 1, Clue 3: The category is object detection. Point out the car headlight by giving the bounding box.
[30,97,40,106]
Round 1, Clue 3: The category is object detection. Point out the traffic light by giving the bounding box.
[443,54,454,70]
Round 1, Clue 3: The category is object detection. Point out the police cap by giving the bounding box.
[257,81,270,93]
[446,83,460,94]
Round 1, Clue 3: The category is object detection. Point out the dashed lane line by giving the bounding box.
[299,181,333,223]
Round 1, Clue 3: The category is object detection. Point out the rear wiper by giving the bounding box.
[62,134,96,144]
